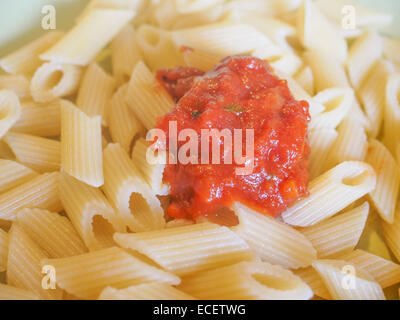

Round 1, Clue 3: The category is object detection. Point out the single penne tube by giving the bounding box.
[111,24,142,83]
[0,74,31,98]
[107,84,144,152]
[0,31,63,74]
[282,161,376,227]
[0,159,39,194]
[174,0,221,14]
[294,65,314,96]
[172,22,271,57]
[3,132,60,173]
[0,172,62,221]
[179,261,313,300]
[131,138,169,196]
[99,282,196,300]
[337,249,400,289]
[252,44,303,76]
[308,128,338,179]
[136,25,182,71]
[309,87,353,130]
[61,100,104,187]
[365,139,400,223]
[30,62,82,103]
[312,259,385,300]
[16,208,88,258]
[103,143,165,232]
[11,99,61,137]
[180,46,222,71]
[383,74,400,153]
[0,228,8,272]
[297,0,347,64]
[299,202,369,258]
[114,222,257,276]
[76,62,116,126]
[347,31,382,89]
[7,222,63,300]
[0,89,21,139]
[303,49,349,92]
[0,283,39,300]
[293,266,331,300]
[231,202,316,269]
[59,172,125,251]
[359,59,394,138]
[42,246,180,299]
[382,205,400,262]
[125,61,175,130]
[325,116,368,170]
[40,8,135,66]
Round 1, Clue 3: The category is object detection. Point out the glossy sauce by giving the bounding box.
[155,56,310,221]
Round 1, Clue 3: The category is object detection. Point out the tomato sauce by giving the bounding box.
[155,56,310,221]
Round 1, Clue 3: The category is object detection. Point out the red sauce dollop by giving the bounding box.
[155,56,310,221]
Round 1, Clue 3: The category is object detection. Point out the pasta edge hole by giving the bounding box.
[342,169,371,187]
[42,69,64,91]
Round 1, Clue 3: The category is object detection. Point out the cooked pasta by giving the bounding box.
[0,159,38,194]
[30,62,82,103]
[0,89,21,139]
[114,222,257,276]
[76,62,116,125]
[0,283,39,300]
[99,282,195,300]
[179,261,313,300]
[0,228,8,272]
[42,246,180,299]
[282,161,376,227]
[0,74,31,98]
[3,132,60,173]
[61,100,104,187]
[232,202,316,269]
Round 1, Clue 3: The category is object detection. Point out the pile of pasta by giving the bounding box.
[0,0,399,300]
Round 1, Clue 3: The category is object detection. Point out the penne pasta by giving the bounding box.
[0,172,62,221]
[40,8,135,66]
[42,246,180,299]
[297,0,347,64]
[4,132,60,173]
[59,172,125,251]
[172,22,271,57]
[0,283,39,300]
[125,61,175,130]
[131,138,169,196]
[114,222,257,276]
[299,202,369,258]
[61,100,103,187]
[337,249,400,289]
[179,261,313,300]
[0,74,30,98]
[312,259,385,300]
[99,282,195,300]
[76,62,116,125]
[7,222,63,300]
[282,161,376,227]
[0,89,21,139]
[309,87,353,130]
[0,31,63,75]
[294,65,314,96]
[359,59,394,138]
[325,117,368,169]
[16,208,88,258]
[30,62,82,103]
[365,139,400,224]
[0,159,38,194]
[307,128,338,179]
[11,99,61,137]
[103,143,165,232]
[293,266,331,300]
[136,25,182,71]
[231,202,317,269]
[0,228,8,272]
[382,205,400,262]
[108,84,144,152]
[383,37,400,64]
[347,31,383,90]
[180,46,222,71]
[383,74,400,153]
